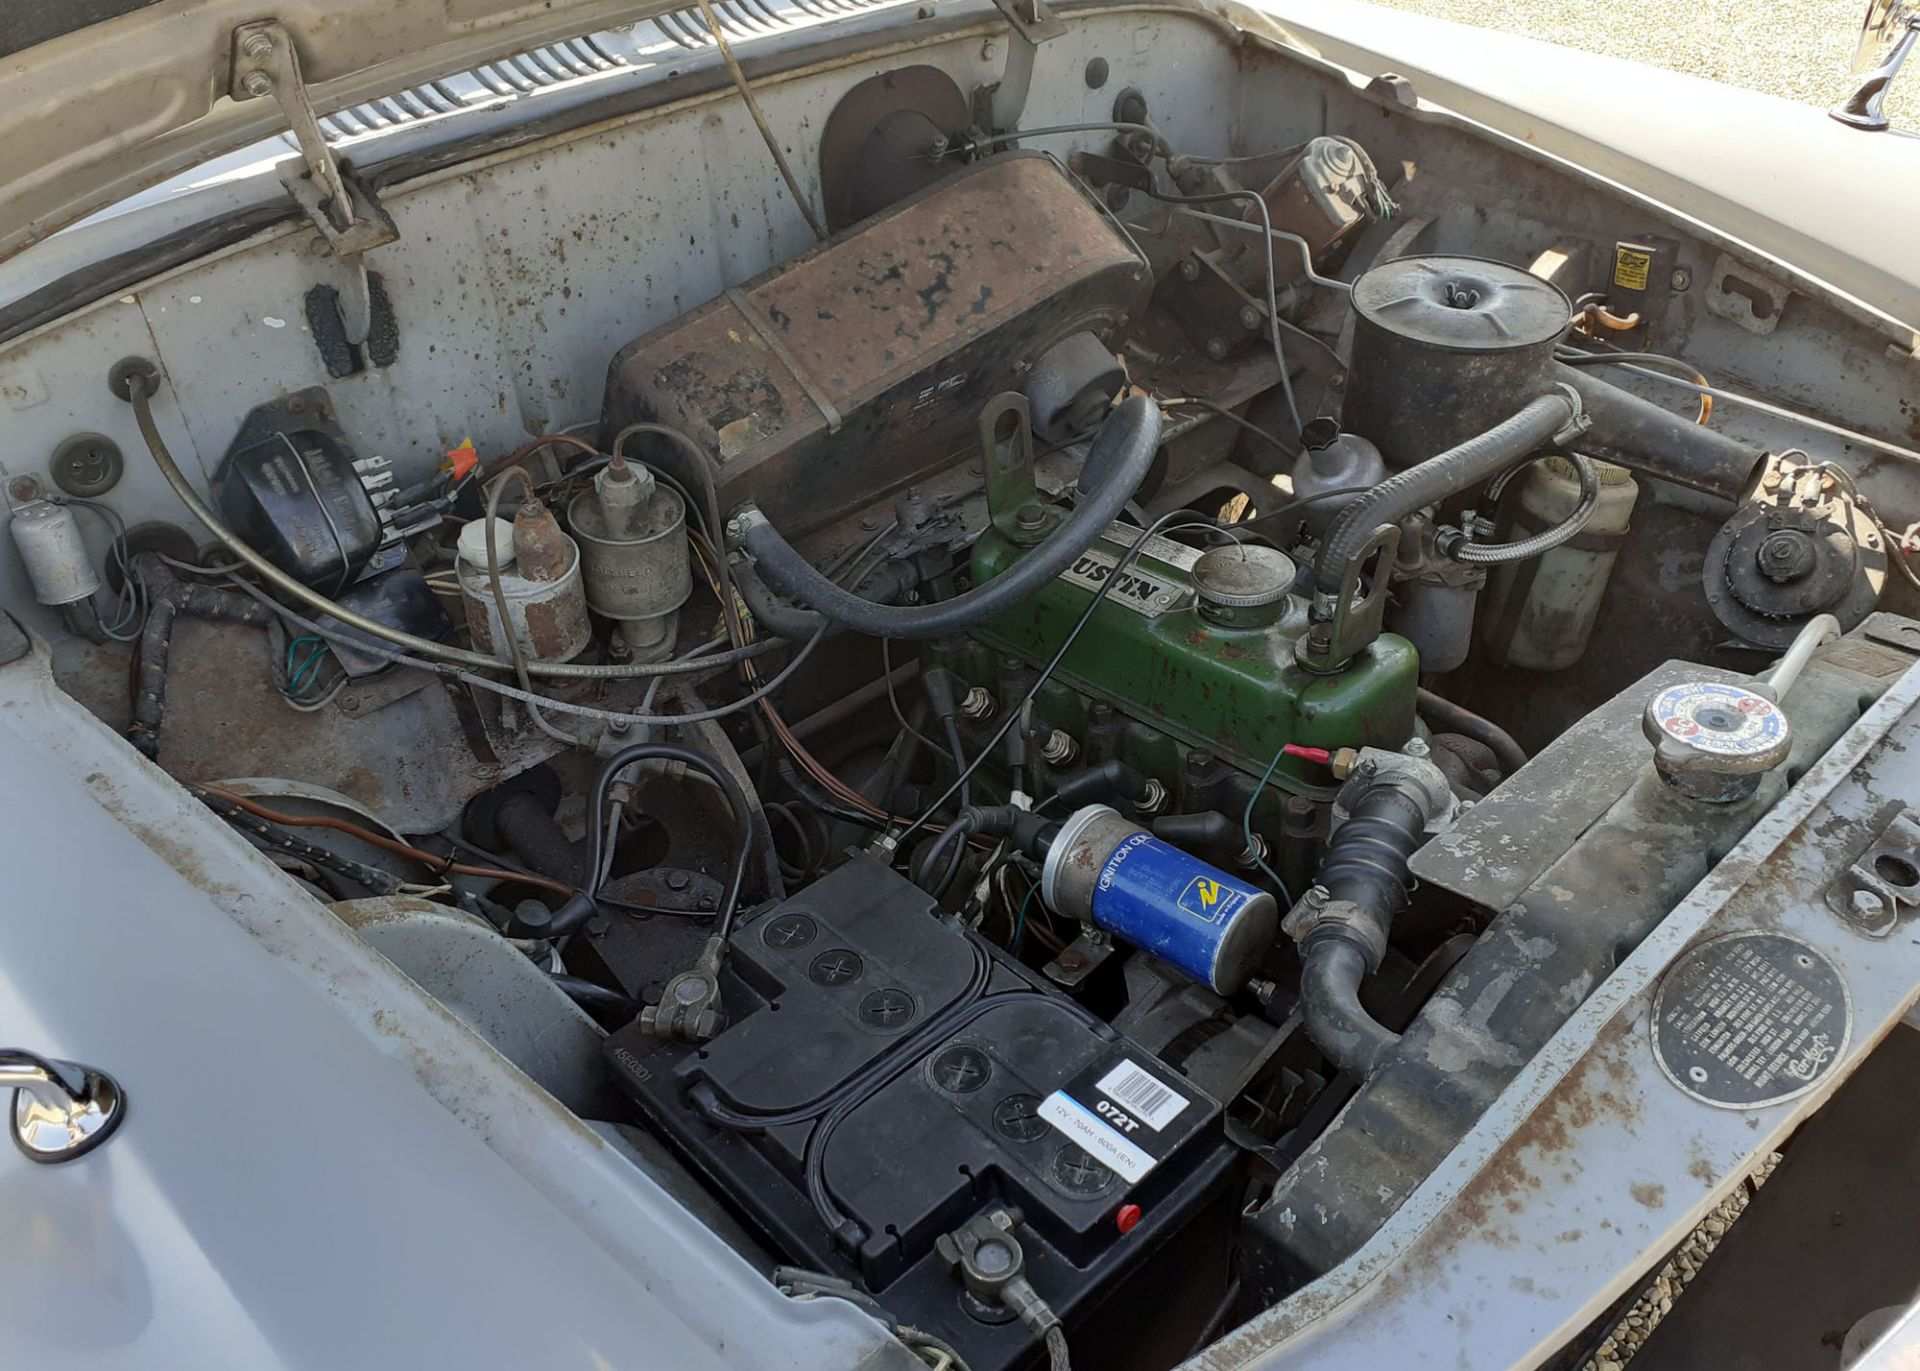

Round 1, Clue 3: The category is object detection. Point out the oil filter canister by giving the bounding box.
[1041,805,1278,994]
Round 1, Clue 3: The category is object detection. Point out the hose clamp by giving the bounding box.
[723,504,766,548]
[1550,381,1591,449]
[1281,886,1389,970]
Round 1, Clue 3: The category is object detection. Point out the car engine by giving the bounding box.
[4,36,1918,1371]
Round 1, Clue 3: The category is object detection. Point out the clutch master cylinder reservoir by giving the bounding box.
[568,457,690,662]
[1482,457,1639,670]
[1042,805,1278,993]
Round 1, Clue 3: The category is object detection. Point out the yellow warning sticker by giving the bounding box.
[1614,245,1654,292]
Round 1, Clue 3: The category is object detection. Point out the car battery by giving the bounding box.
[603,856,1238,1371]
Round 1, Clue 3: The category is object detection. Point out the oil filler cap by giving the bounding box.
[1642,680,1792,804]
[1191,545,1294,629]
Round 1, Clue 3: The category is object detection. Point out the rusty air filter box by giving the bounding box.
[599,153,1148,535]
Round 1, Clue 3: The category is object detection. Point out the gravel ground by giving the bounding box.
[1577,1154,1783,1370]
[1366,0,1919,131]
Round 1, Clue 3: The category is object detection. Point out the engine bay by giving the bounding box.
[4,12,1920,1368]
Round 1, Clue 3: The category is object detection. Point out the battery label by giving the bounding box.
[1039,1052,1199,1185]
[1038,1091,1156,1182]
[1095,1060,1190,1131]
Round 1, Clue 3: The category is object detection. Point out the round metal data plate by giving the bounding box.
[1651,931,1852,1109]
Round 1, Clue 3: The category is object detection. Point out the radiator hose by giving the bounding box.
[734,396,1163,640]
[1294,782,1428,1077]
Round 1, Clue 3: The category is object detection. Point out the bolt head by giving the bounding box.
[1670,267,1692,292]
[1851,888,1888,918]
[242,30,274,57]
[1239,305,1262,331]
[973,1239,1014,1276]
[1179,259,1201,282]
[243,69,275,98]
[1205,337,1229,362]
[1403,736,1431,758]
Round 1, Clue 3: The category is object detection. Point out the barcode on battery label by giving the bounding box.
[1095,1061,1190,1131]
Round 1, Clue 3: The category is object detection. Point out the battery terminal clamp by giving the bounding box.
[936,1207,1063,1340]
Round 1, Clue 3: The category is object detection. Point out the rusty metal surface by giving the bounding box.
[1408,658,1751,912]
[602,152,1149,534]
[114,617,561,832]
[1184,656,1920,1370]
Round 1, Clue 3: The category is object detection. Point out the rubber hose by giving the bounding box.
[492,791,587,886]
[942,715,973,810]
[734,559,913,639]
[1416,688,1529,777]
[1300,939,1398,1078]
[1298,784,1426,1077]
[551,973,638,1020]
[1553,363,1763,499]
[1313,394,1575,597]
[738,396,1163,640]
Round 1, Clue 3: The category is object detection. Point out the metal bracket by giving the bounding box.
[1297,523,1401,673]
[974,0,1066,132]
[230,21,399,256]
[1827,808,1920,937]
[988,0,1067,42]
[979,393,1050,545]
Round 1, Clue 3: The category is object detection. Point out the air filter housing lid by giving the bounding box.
[1351,255,1570,353]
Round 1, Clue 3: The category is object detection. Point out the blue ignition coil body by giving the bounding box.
[1041,805,1278,993]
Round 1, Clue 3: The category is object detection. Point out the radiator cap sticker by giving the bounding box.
[1651,931,1851,1109]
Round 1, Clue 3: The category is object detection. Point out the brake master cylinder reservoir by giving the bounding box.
[456,502,592,662]
[1482,457,1639,670]
[567,457,690,662]
[1042,805,1278,994]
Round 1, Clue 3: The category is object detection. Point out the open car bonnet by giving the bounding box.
[0,0,696,262]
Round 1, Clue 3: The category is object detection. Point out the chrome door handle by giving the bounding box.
[1,1049,125,1162]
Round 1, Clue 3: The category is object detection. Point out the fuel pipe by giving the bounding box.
[1283,762,1447,1078]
